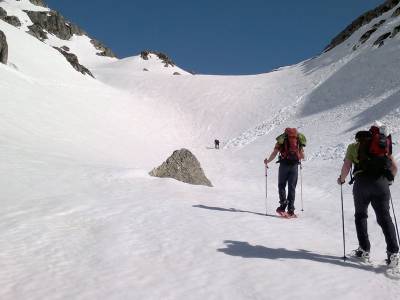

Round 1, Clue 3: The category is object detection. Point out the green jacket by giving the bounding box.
[345,143,359,164]
[276,132,307,147]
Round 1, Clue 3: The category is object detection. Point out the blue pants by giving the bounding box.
[278,161,299,212]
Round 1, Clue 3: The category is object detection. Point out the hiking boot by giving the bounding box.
[276,206,286,216]
[386,252,400,268]
[351,247,370,261]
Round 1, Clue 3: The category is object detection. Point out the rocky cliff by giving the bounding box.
[325,0,400,51]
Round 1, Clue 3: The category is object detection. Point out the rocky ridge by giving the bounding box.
[325,0,400,52]
[0,29,8,64]
[0,0,116,77]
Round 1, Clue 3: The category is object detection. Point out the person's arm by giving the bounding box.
[299,147,305,160]
[264,144,280,166]
[389,155,398,178]
[338,159,352,184]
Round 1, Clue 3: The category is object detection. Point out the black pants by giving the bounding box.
[353,176,399,253]
[278,161,299,212]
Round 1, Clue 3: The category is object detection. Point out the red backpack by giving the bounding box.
[280,128,301,162]
[357,126,393,179]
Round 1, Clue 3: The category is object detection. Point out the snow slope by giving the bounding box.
[2,1,400,300]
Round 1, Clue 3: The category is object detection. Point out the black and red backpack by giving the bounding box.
[356,125,393,180]
[279,128,301,163]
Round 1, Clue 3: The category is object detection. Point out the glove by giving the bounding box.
[264,159,269,167]
[337,176,345,185]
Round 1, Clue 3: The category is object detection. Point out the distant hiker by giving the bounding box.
[214,139,220,150]
[337,123,399,268]
[264,128,306,218]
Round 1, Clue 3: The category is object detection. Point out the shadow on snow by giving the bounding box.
[217,240,387,274]
[193,204,281,219]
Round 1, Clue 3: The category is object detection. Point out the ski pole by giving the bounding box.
[265,165,268,215]
[389,192,400,245]
[340,184,347,261]
[300,164,304,212]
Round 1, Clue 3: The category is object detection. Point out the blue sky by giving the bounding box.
[45,0,384,75]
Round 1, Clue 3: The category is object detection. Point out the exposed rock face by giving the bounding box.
[53,47,94,77]
[0,7,6,19]
[373,32,392,47]
[29,0,47,7]
[359,28,378,44]
[0,7,22,27]
[23,10,116,59]
[325,0,400,52]
[90,39,116,57]
[392,24,400,37]
[392,6,400,17]
[0,29,8,64]
[149,149,213,187]
[140,50,175,67]
[25,10,86,40]
[27,23,48,40]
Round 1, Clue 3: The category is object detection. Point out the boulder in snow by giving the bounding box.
[149,149,213,187]
[0,30,8,65]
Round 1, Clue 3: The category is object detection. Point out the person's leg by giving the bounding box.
[278,163,289,209]
[370,180,399,254]
[353,180,371,252]
[287,164,299,213]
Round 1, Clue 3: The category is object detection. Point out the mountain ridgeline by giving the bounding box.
[325,0,400,51]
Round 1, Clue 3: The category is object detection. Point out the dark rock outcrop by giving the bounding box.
[391,6,400,17]
[4,15,21,27]
[53,47,94,77]
[25,10,86,40]
[0,29,8,64]
[0,7,7,19]
[140,50,175,67]
[359,28,378,44]
[27,24,48,41]
[90,39,116,57]
[0,7,22,27]
[173,72,181,75]
[29,0,47,7]
[23,10,116,59]
[373,32,391,47]
[149,149,213,187]
[372,19,386,29]
[325,0,400,52]
[391,24,400,37]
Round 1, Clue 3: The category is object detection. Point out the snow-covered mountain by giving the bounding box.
[1,0,400,299]
[0,0,189,76]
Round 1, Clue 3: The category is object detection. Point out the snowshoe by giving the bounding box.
[350,247,370,263]
[286,211,297,219]
[386,253,400,279]
[276,207,287,217]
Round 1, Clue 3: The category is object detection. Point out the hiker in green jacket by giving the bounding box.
[337,125,399,267]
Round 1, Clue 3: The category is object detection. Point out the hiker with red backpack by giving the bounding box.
[264,128,306,218]
[337,123,399,269]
